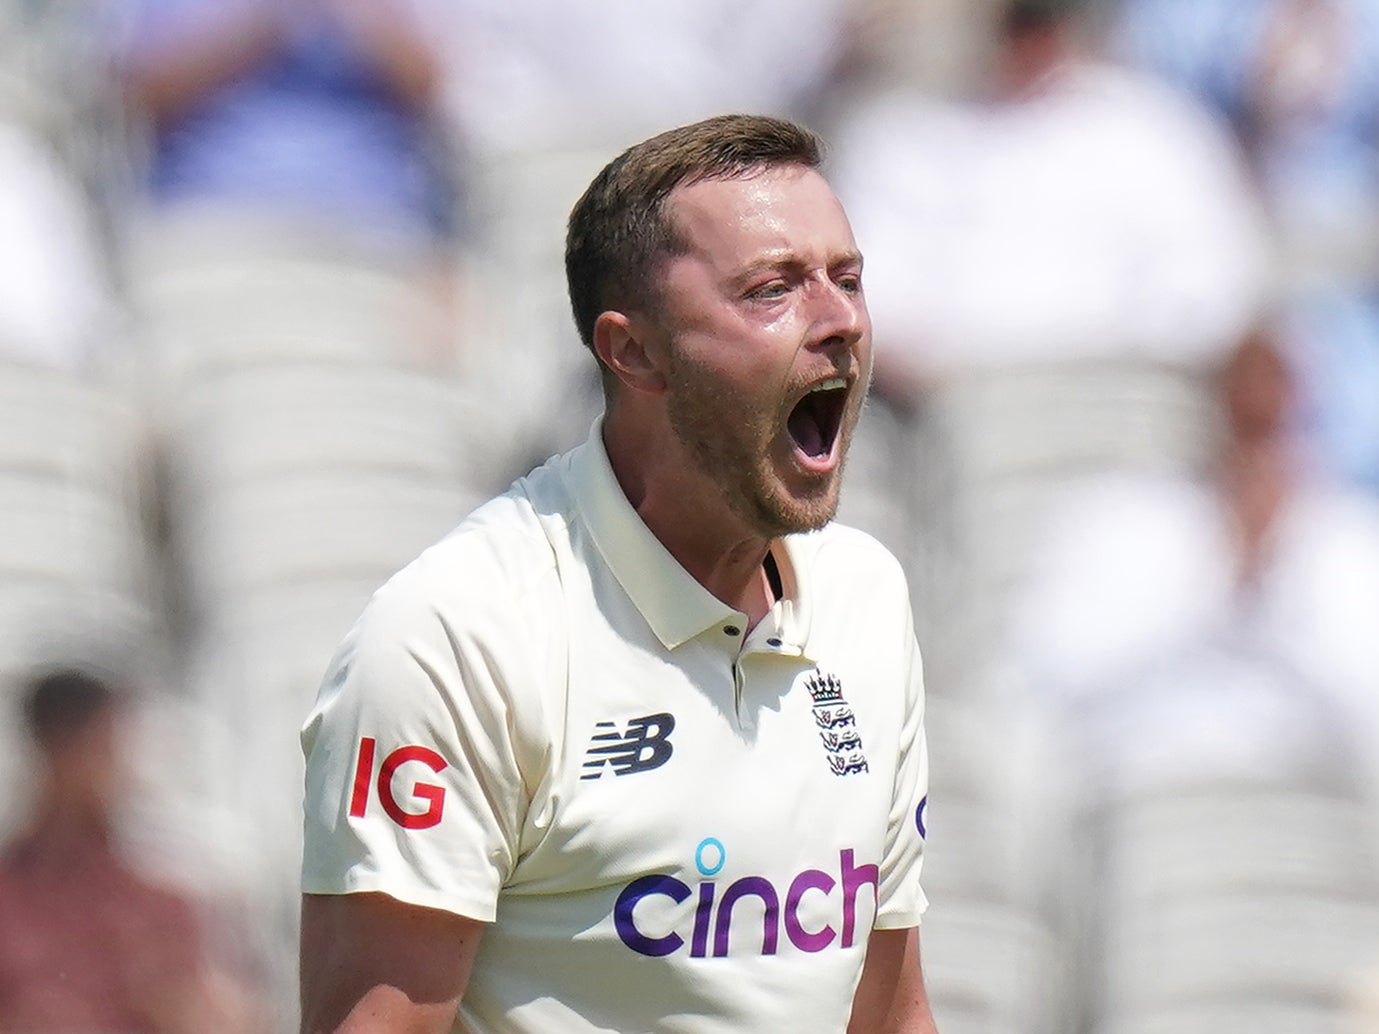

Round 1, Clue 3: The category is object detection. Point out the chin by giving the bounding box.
[753,483,840,537]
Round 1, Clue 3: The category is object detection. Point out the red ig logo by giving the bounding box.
[348,737,448,830]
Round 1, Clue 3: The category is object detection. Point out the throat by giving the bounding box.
[740,550,783,632]
[787,388,846,459]
[763,549,784,602]
[788,406,827,457]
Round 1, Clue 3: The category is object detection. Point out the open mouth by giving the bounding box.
[786,377,849,460]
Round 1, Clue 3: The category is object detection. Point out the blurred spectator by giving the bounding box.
[1113,0,1379,261]
[108,0,482,704]
[1005,329,1379,1030]
[110,0,467,386]
[0,666,257,1033]
[118,0,457,258]
[1008,328,1379,798]
[1113,0,1379,498]
[832,0,1269,395]
[827,0,1270,697]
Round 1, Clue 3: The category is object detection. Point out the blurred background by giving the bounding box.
[0,0,1377,1030]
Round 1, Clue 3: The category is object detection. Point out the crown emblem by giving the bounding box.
[805,671,844,705]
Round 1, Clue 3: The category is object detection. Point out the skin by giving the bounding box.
[849,928,938,1034]
[300,164,937,1034]
[299,894,481,1034]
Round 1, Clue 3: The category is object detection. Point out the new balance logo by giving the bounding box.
[581,712,676,780]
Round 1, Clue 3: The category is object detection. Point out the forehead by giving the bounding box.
[663,165,858,270]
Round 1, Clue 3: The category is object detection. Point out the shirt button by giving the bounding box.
[767,637,782,648]
[723,625,741,637]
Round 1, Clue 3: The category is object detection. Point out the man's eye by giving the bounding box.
[748,281,789,300]
[837,273,862,294]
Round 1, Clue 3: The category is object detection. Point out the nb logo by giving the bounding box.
[581,712,675,780]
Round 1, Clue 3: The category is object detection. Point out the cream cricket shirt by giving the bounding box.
[301,426,929,1034]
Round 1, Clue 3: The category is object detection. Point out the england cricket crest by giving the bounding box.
[805,670,869,777]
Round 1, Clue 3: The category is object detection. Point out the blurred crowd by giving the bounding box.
[1,0,1378,1031]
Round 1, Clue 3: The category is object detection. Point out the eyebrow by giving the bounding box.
[729,248,864,286]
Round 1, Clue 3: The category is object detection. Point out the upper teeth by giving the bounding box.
[811,377,847,393]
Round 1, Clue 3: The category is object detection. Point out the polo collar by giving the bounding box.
[565,422,815,655]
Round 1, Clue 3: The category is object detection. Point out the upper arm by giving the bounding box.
[299,892,485,1034]
[301,558,547,922]
[848,927,938,1034]
[875,607,930,927]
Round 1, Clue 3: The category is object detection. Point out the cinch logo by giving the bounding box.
[348,737,448,829]
[614,839,878,958]
[581,712,675,780]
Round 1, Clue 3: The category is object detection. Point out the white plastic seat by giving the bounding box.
[922,897,1066,1034]
[132,220,441,381]
[930,359,1214,487]
[1056,636,1379,1032]
[1104,1001,1347,1034]
[0,362,153,675]
[183,471,475,594]
[170,361,489,490]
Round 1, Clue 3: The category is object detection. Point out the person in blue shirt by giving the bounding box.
[119,0,457,252]
[1113,0,1379,498]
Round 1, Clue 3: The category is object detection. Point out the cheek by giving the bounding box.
[668,319,806,419]
[675,329,790,390]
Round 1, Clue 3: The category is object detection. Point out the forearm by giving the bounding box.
[848,927,939,1034]
[124,7,287,127]
[304,983,462,1034]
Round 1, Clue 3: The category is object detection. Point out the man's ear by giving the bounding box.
[592,311,668,395]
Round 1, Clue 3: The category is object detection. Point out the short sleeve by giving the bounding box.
[300,554,550,922]
[874,601,929,928]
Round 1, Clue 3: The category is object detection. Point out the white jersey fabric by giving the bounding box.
[301,425,929,1034]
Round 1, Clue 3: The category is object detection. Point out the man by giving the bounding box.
[300,113,937,1033]
[0,667,254,1032]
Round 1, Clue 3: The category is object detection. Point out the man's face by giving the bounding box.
[651,165,873,537]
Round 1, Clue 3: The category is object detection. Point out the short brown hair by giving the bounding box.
[22,666,120,748]
[565,114,823,359]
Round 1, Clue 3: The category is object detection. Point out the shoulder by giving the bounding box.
[319,462,574,721]
[792,521,913,607]
[305,464,575,785]
[803,520,908,576]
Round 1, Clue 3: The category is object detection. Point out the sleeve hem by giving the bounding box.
[301,870,498,923]
[873,889,929,931]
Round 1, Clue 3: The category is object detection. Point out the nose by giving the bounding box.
[806,277,868,356]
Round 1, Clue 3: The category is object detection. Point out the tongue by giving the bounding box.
[788,404,826,457]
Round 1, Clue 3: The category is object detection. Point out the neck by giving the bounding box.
[1219,434,1294,590]
[20,798,112,859]
[602,411,778,628]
